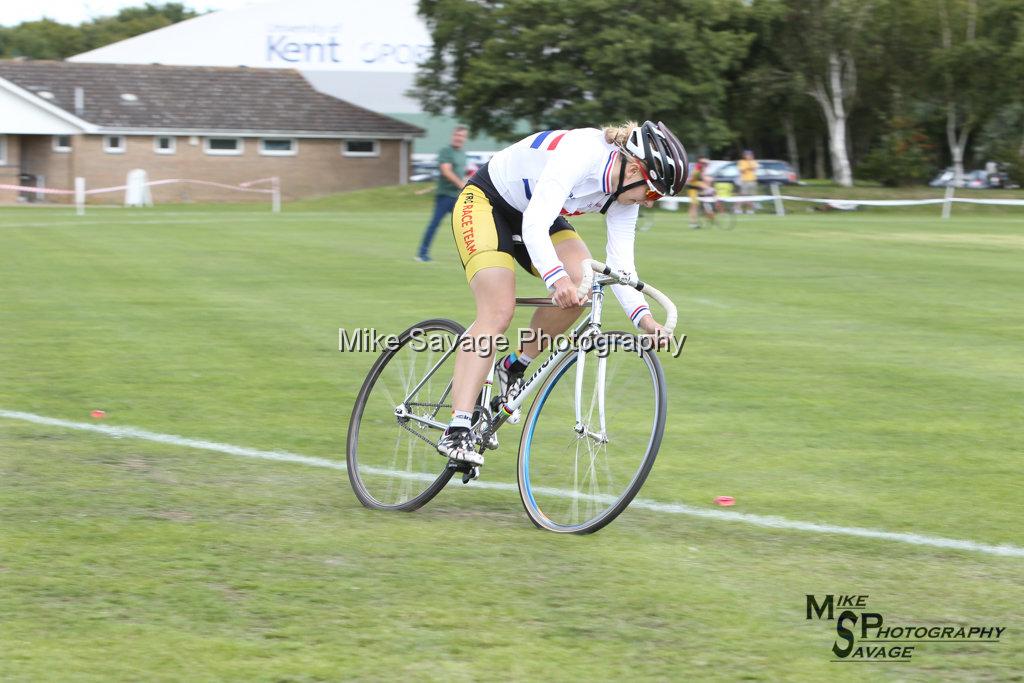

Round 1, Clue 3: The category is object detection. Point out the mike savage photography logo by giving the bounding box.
[338,327,686,358]
[806,594,1006,663]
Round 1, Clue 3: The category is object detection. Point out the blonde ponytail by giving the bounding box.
[603,120,638,147]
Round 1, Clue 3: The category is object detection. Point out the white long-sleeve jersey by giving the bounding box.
[486,127,652,328]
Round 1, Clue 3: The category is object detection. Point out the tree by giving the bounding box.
[0,4,198,59]
[729,0,826,175]
[412,0,751,149]
[762,0,880,187]
[80,4,199,53]
[0,19,86,60]
[925,0,1008,184]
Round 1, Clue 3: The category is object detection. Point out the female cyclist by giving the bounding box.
[439,121,688,464]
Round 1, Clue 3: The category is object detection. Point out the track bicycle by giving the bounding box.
[346,259,681,534]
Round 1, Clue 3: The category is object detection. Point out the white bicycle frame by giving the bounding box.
[395,259,678,444]
[483,259,678,438]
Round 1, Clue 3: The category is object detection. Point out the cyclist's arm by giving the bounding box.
[521,139,596,290]
[438,162,464,188]
[605,203,655,330]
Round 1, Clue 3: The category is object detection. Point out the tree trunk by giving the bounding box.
[782,115,800,176]
[939,0,974,187]
[809,50,855,187]
[815,136,827,179]
[946,103,962,184]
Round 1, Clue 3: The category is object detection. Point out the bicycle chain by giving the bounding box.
[396,401,496,452]
[398,402,448,448]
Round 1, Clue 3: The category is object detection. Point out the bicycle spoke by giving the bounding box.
[519,332,665,532]
[348,321,462,510]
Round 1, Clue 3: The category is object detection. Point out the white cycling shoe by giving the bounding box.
[437,427,484,466]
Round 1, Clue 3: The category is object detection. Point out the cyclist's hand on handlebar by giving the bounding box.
[638,316,671,349]
[550,276,581,309]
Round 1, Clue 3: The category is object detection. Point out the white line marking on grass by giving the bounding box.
[0,212,419,229]
[2,408,1022,558]
[1,217,318,229]
[0,410,340,471]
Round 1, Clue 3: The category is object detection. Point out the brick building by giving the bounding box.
[0,61,423,204]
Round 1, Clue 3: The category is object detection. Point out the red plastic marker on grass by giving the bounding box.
[714,496,735,506]
[90,410,106,419]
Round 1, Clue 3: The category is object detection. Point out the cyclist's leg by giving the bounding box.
[687,188,699,226]
[450,267,515,414]
[518,230,591,361]
[449,184,518,420]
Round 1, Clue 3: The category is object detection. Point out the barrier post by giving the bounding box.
[771,183,786,216]
[75,177,86,216]
[942,185,954,220]
[271,176,281,213]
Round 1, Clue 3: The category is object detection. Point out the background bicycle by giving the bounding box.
[696,182,737,230]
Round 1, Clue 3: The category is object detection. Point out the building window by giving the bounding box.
[154,136,176,154]
[343,139,380,157]
[0,135,7,165]
[104,135,125,154]
[259,138,297,156]
[204,137,243,156]
[53,135,72,152]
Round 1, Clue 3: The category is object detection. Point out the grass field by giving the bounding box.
[1,188,1022,681]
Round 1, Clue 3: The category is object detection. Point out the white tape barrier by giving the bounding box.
[661,194,1024,208]
[0,183,75,195]
[1,176,281,213]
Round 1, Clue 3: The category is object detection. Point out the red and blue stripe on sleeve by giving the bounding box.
[629,304,651,327]
[542,265,568,289]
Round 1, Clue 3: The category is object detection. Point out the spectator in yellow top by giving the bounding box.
[737,149,758,214]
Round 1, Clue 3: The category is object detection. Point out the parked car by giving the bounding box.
[411,153,439,183]
[929,167,1019,189]
[410,150,496,182]
[710,159,800,187]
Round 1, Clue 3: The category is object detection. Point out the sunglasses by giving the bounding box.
[636,164,664,201]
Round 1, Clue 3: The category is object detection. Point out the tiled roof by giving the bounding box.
[0,60,423,137]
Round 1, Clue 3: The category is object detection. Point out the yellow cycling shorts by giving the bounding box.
[451,175,581,283]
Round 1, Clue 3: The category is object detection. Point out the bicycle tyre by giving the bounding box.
[516,331,667,534]
[346,318,462,511]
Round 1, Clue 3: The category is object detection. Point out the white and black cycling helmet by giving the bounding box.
[602,120,689,213]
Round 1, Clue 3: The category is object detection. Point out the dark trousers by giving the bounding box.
[418,193,458,257]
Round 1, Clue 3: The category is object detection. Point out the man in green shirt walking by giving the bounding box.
[416,126,469,261]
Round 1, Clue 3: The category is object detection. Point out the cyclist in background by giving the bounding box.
[439,121,688,464]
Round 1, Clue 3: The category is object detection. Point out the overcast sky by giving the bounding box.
[1,1,266,26]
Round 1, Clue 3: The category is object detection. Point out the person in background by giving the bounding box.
[416,126,469,262]
[686,157,711,228]
[737,149,759,214]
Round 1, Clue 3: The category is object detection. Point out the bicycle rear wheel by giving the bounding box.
[719,204,736,230]
[517,331,667,533]
[346,318,463,510]
[697,200,716,229]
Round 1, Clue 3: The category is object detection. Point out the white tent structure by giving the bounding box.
[69,0,500,153]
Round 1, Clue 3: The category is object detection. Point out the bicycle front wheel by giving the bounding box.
[517,331,667,533]
[346,318,463,511]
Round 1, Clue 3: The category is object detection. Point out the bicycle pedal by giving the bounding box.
[482,432,499,450]
[461,466,480,484]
